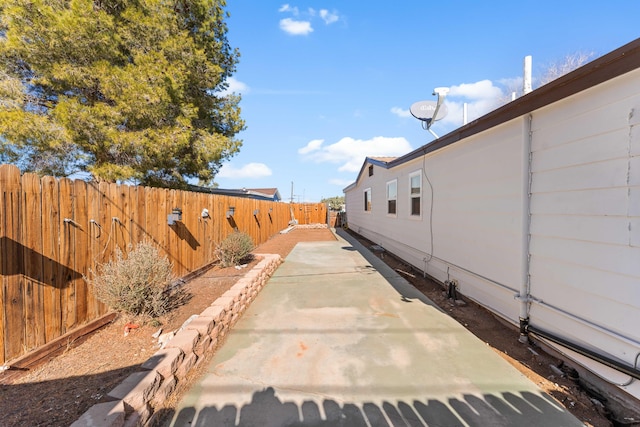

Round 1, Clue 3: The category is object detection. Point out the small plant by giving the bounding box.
[88,242,183,318]
[215,231,255,267]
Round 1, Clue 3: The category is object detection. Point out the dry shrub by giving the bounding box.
[216,231,255,267]
[88,242,184,318]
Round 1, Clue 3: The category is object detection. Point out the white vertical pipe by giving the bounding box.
[463,103,468,125]
[518,113,533,343]
[523,55,533,94]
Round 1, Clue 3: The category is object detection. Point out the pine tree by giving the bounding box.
[0,0,244,188]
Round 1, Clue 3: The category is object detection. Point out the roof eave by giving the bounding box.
[390,37,640,168]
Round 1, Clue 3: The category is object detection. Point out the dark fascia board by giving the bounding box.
[343,157,392,193]
[342,182,357,193]
[364,38,640,176]
[367,158,393,168]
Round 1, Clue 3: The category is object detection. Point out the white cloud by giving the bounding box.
[390,106,411,118]
[428,80,506,129]
[279,18,313,36]
[298,139,324,155]
[398,78,522,135]
[449,80,502,100]
[278,4,298,14]
[220,77,249,96]
[319,9,339,24]
[298,136,412,173]
[217,162,272,179]
[278,5,339,34]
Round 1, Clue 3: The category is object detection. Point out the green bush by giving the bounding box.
[216,231,255,267]
[88,242,182,318]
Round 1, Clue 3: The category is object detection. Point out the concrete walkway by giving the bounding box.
[164,230,583,427]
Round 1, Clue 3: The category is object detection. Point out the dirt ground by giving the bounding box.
[0,227,613,426]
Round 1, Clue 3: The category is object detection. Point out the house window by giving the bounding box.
[387,180,397,215]
[368,165,374,176]
[409,171,421,217]
[364,188,372,211]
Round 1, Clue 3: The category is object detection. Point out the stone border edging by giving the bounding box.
[70,253,283,427]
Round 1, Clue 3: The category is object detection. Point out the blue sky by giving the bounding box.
[214,1,640,202]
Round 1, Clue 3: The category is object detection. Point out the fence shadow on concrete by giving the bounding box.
[160,385,574,427]
[0,333,579,426]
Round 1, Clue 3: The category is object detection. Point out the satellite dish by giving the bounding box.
[410,100,448,122]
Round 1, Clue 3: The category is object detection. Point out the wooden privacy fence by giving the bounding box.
[0,164,327,364]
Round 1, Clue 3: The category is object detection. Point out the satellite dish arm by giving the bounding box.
[427,87,449,130]
[427,106,440,130]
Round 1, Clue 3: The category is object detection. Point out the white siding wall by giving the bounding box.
[528,68,640,366]
[346,121,526,323]
[345,66,640,377]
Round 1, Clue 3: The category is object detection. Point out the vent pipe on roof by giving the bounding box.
[523,55,533,95]
[463,103,468,125]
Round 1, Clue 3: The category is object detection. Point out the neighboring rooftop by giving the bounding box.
[188,186,282,202]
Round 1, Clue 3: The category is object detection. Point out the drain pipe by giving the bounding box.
[528,325,640,381]
[516,113,534,343]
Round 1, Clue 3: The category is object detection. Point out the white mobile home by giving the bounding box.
[344,39,640,407]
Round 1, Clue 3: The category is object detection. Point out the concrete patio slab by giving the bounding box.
[164,231,583,427]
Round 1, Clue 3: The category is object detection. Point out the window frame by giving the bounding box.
[364,187,372,212]
[386,179,397,216]
[409,170,422,218]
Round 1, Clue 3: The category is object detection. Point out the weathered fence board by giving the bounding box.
[59,179,75,334]
[1,165,24,362]
[0,164,328,364]
[73,180,89,327]
[87,181,103,321]
[41,175,61,345]
[22,173,45,351]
